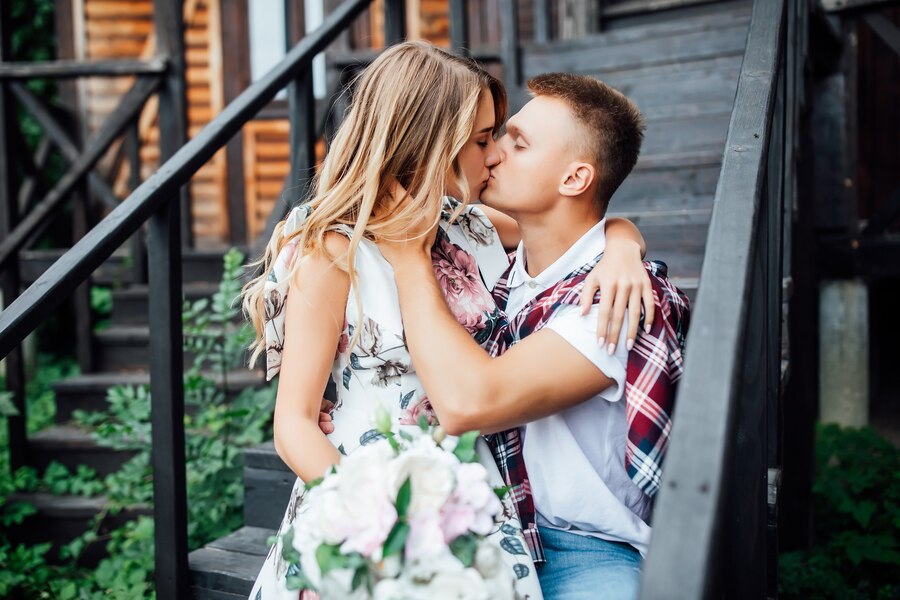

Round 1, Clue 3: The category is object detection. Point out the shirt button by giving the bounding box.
[527,281,537,289]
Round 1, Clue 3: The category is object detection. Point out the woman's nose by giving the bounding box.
[486,140,500,167]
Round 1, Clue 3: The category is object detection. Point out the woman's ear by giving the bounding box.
[559,162,596,197]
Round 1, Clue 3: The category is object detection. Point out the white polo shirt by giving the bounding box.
[505,219,653,556]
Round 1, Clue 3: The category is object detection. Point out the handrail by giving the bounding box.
[0,0,373,358]
[639,0,798,597]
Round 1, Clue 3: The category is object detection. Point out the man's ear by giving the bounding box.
[559,162,596,198]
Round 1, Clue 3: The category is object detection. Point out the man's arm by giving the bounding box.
[390,252,615,436]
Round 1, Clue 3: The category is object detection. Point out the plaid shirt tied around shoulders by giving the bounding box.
[483,254,691,563]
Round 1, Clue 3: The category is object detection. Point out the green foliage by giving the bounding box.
[1,248,275,597]
[779,424,900,599]
[90,287,113,332]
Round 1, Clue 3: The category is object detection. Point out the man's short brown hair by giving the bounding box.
[527,73,645,213]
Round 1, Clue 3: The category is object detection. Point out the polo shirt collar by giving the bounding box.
[507,218,607,291]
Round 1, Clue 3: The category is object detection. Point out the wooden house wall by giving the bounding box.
[76,0,228,248]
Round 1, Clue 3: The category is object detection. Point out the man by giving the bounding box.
[379,73,690,599]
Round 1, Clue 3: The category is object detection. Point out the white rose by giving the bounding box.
[373,578,408,600]
[424,568,491,600]
[473,541,502,577]
[390,445,455,514]
[406,509,448,561]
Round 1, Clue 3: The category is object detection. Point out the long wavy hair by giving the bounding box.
[242,41,507,366]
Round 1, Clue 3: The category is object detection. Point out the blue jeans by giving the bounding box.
[537,526,642,600]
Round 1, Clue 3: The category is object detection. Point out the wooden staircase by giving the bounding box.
[11,247,266,565]
[185,2,751,597]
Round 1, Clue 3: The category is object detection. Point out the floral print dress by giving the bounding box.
[249,198,543,600]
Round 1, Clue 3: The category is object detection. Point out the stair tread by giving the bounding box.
[29,424,98,447]
[244,441,291,472]
[111,282,221,299]
[53,369,264,391]
[189,546,265,593]
[206,526,277,556]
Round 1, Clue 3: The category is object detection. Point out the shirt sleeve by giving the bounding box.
[543,304,629,403]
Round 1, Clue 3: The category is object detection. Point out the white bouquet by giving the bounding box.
[280,409,516,599]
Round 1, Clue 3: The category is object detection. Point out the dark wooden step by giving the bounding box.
[614,149,723,208]
[19,247,234,287]
[243,441,293,530]
[93,325,210,371]
[5,492,150,566]
[189,526,275,598]
[524,20,749,78]
[27,424,138,478]
[110,282,223,326]
[53,369,265,422]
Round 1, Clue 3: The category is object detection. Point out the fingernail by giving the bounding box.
[607,343,615,355]
[645,323,652,333]
[598,336,605,347]
[626,339,634,351]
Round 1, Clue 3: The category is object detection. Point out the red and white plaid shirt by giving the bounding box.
[484,255,691,562]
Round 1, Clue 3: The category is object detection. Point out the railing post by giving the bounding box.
[127,120,148,285]
[0,0,27,472]
[384,0,406,46]
[499,0,521,101]
[155,0,192,249]
[450,0,471,56]
[151,0,189,597]
[533,0,551,43]
[286,0,317,217]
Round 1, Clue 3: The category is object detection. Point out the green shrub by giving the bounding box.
[779,423,900,599]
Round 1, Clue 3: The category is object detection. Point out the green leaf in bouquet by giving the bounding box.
[316,543,346,575]
[396,477,412,519]
[281,528,301,564]
[494,485,511,502]
[375,404,392,436]
[286,563,316,592]
[383,521,410,558]
[450,534,478,567]
[305,476,324,491]
[351,564,369,592]
[399,430,414,442]
[453,431,480,463]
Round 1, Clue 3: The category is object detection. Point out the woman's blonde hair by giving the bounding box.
[242,41,507,366]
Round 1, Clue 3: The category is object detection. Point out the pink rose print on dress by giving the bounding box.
[399,397,439,426]
[431,233,495,334]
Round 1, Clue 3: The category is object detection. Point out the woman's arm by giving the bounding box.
[273,234,349,481]
[583,217,656,353]
[477,205,520,251]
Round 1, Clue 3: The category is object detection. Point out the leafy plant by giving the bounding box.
[779,423,900,599]
[1,248,275,598]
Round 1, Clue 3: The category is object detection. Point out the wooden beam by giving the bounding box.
[450,0,471,55]
[0,76,160,273]
[820,0,896,13]
[499,0,521,96]
[0,58,167,79]
[9,82,121,209]
[639,0,787,596]
[0,0,27,472]
[863,13,900,59]
[0,0,375,360]
[150,0,189,596]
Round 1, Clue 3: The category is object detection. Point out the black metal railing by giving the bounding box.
[639,0,807,597]
[0,0,390,595]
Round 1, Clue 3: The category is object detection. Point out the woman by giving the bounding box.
[242,41,649,599]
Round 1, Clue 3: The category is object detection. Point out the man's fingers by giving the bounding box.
[318,411,334,434]
[607,288,629,355]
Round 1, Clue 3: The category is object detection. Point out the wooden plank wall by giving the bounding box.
[78,0,227,247]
